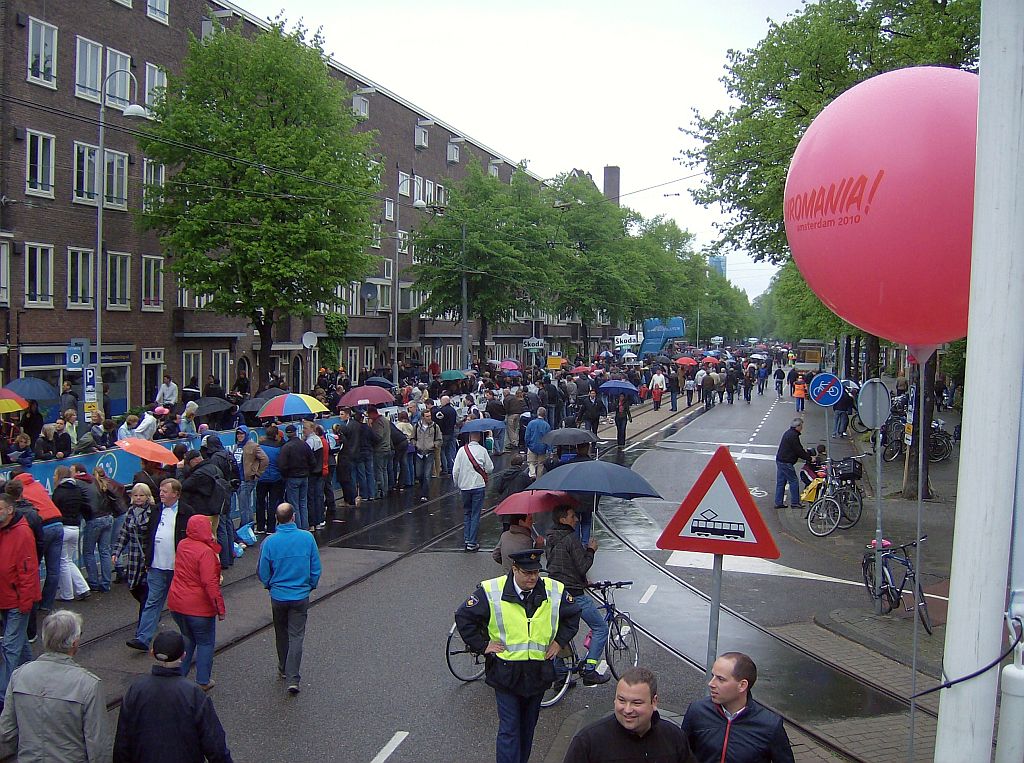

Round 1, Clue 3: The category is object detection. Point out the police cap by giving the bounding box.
[509,549,544,571]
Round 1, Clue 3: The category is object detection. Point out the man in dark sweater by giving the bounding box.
[774,417,814,510]
[563,667,695,762]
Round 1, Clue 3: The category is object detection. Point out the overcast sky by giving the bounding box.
[234,0,807,299]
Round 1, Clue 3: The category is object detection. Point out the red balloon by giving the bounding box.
[784,67,977,348]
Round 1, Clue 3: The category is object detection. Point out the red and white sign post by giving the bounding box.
[656,446,780,679]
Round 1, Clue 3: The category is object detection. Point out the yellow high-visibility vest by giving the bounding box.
[482,576,564,661]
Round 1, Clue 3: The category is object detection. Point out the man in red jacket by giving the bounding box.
[0,493,41,704]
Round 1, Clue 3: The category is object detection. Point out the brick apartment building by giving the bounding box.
[0,0,622,415]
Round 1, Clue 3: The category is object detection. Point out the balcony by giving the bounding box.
[173,308,247,339]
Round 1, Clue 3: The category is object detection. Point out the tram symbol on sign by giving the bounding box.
[689,508,746,540]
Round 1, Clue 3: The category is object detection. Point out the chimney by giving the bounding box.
[603,166,621,206]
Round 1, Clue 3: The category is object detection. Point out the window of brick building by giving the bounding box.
[145,63,166,114]
[107,252,131,309]
[25,130,55,198]
[75,36,103,101]
[142,256,163,310]
[67,248,94,308]
[25,244,53,307]
[143,159,165,210]
[0,243,10,306]
[104,149,129,208]
[27,18,57,88]
[147,0,169,24]
[105,48,131,108]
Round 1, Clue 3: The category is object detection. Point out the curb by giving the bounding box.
[813,610,942,679]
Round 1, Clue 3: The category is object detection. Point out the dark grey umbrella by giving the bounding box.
[542,428,598,447]
[654,355,673,365]
[240,388,285,412]
[193,396,233,416]
[255,387,287,399]
[530,460,661,499]
[364,376,395,389]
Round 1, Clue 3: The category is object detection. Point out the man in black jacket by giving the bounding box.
[563,667,695,762]
[681,652,794,763]
[545,505,609,686]
[115,629,233,762]
[433,396,458,475]
[127,479,192,651]
[278,424,316,529]
[774,417,814,509]
[577,389,604,436]
[455,550,580,763]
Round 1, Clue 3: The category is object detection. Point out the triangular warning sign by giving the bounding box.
[656,446,779,559]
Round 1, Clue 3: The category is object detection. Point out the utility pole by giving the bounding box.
[461,222,469,370]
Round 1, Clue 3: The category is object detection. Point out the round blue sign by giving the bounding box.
[808,372,843,406]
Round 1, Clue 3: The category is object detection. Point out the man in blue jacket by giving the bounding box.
[681,652,794,763]
[523,407,551,478]
[257,503,321,695]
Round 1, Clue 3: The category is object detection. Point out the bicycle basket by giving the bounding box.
[835,458,863,480]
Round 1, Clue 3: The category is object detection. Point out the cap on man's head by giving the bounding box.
[284,424,297,434]
[151,630,185,662]
[184,449,203,463]
[509,549,544,571]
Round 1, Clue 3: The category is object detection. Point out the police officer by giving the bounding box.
[456,549,581,763]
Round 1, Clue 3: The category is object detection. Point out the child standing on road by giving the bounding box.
[793,375,808,412]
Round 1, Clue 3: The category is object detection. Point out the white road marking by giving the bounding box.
[370,732,409,763]
[642,432,658,441]
[639,584,657,604]
[624,443,641,452]
[671,440,775,449]
[661,423,675,431]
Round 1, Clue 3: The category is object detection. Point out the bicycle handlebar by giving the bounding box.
[588,580,633,590]
[865,535,928,552]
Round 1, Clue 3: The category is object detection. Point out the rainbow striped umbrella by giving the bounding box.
[256,393,328,419]
[0,388,28,414]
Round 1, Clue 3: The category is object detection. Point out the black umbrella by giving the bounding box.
[240,388,286,412]
[542,428,598,447]
[256,387,288,399]
[193,396,233,416]
[364,376,395,389]
[654,355,673,365]
[530,460,661,499]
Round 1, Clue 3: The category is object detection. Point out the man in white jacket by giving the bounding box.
[452,431,493,552]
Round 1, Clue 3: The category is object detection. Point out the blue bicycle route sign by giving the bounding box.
[809,372,842,406]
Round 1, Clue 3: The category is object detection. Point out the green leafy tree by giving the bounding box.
[137,20,380,388]
[410,162,553,365]
[628,218,703,325]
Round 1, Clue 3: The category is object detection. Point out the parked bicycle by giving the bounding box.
[802,455,866,537]
[861,536,932,635]
[542,580,639,707]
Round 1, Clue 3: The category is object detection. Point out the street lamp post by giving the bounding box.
[95,69,147,414]
[460,222,468,370]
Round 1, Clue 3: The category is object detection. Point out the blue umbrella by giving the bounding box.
[598,380,639,396]
[504,370,522,377]
[4,377,59,401]
[460,417,506,434]
[530,460,661,499]
[364,376,395,389]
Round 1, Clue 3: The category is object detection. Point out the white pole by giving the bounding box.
[934,2,1024,759]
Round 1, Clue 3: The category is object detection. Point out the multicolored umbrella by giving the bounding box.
[0,389,28,414]
[115,438,178,466]
[256,393,328,418]
[494,490,580,516]
[338,385,396,408]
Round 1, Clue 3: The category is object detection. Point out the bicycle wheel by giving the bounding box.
[861,554,895,613]
[541,640,577,708]
[883,438,903,462]
[915,582,934,635]
[806,497,841,537]
[446,623,486,682]
[605,613,640,679]
[835,486,864,530]
[850,413,869,434]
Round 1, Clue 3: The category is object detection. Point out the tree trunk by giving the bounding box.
[832,338,840,375]
[852,335,862,382]
[843,335,852,379]
[254,313,275,393]
[865,334,880,379]
[902,352,935,499]
[581,321,590,361]
[478,316,489,369]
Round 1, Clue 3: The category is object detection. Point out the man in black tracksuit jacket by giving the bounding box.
[773,418,814,510]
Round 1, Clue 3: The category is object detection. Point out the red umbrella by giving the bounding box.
[494,490,580,516]
[338,385,396,408]
[674,357,697,366]
[571,366,592,374]
[702,356,721,364]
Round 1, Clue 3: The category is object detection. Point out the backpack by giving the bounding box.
[389,420,409,452]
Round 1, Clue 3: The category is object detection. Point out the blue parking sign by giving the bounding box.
[66,344,84,371]
[808,372,842,406]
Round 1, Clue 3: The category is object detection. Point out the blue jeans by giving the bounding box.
[414,452,433,497]
[404,451,416,487]
[575,510,593,546]
[494,688,543,763]
[796,397,805,412]
[217,512,234,568]
[834,410,850,436]
[0,609,33,697]
[307,474,324,527]
[172,612,216,686]
[237,479,256,527]
[492,425,505,452]
[374,451,391,496]
[578,593,609,668]
[136,567,174,646]
[775,461,802,507]
[442,436,457,475]
[285,476,309,529]
[111,513,126,574]
[40,522,64,609]
[462,487,485,547]
[670,389,678,411]
[353,458,375,500]
[82,514,113,591]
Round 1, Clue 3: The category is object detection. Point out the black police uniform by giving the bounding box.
[455,550,581,763]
